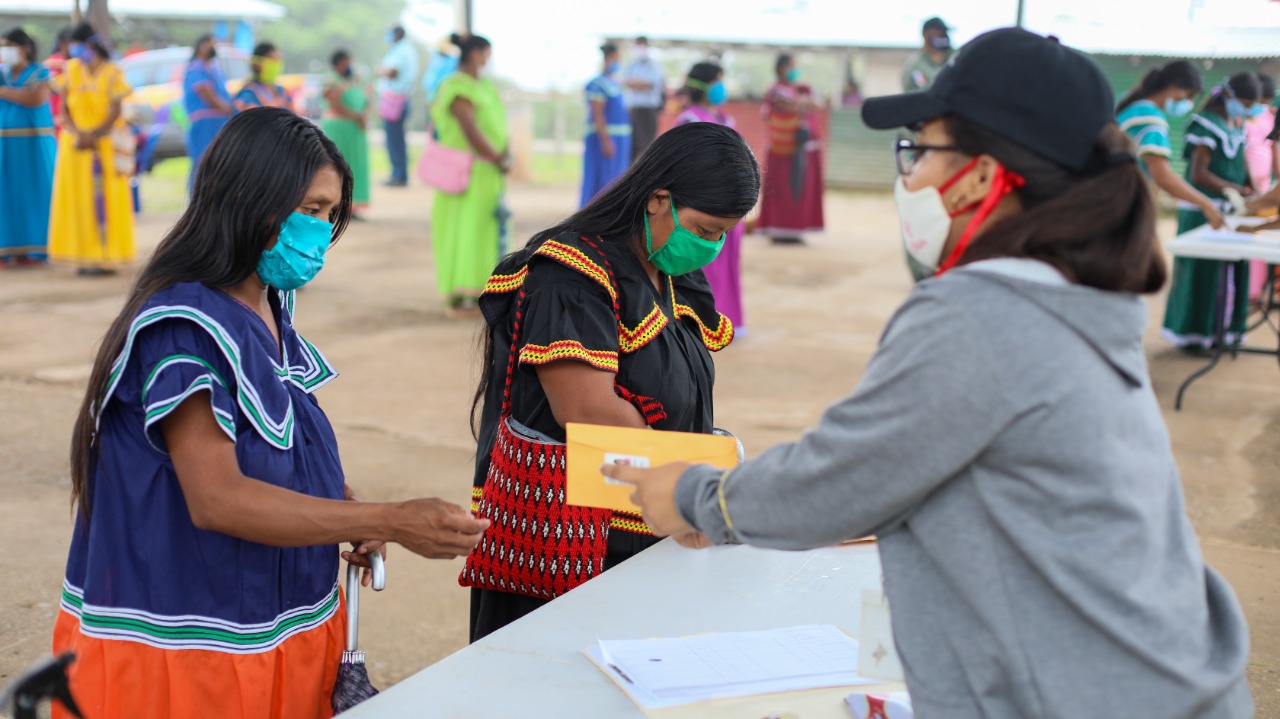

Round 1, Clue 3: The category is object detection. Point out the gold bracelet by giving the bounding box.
[716,468,736,538]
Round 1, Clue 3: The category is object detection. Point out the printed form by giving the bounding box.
[586,624,878,709]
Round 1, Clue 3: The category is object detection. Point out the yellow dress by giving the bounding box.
[48,59,136,268]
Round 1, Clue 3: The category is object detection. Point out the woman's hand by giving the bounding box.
[75,131,98,151]
[1202,202,1227,230]
[390,498,490,559]
[601,135,616,158]
[342,483,388,587]
[600,461,696,538]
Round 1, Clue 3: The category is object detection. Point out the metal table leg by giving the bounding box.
[1175,261,1231,411]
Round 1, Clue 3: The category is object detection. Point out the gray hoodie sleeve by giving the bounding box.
[677,288,1019,549]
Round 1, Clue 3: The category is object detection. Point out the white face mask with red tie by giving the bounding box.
[893,157,1026,283]
[893,175,955,282]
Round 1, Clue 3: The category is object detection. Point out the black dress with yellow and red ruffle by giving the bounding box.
[469,231,734,641]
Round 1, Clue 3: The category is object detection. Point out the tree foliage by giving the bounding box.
[266,0,408,75]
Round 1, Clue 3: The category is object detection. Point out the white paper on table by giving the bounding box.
[1195,217,1280,243]
[587,624,878,709]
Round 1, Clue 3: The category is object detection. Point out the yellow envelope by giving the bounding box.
[566,423,740,513]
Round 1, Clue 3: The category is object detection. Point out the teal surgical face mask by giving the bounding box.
[257,212,333,290]
[707,81,728,106]
[1164,97,1194,118]
[785,67,800,83]
[644,201,725,277]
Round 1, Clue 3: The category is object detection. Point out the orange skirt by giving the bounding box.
[52,594,347,719]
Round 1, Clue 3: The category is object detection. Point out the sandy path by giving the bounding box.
[1,182,1277,713]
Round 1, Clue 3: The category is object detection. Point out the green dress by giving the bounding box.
[1162,111,1250,347]
[430,71,508,303]
[320,72,371,208]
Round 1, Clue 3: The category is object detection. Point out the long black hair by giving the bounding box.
[470,121,760,433]
[1203,72,1262,118]
[1116,60,1202,112]
[69,21,110,60]
[3,27,38,63]
[1259,72,1276,101]
[69,107,353,518]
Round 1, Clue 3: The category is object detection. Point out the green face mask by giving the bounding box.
[644,200,726,276]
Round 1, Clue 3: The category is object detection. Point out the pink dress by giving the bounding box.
[756,82,825,238]
[675,105,747,333]
[1245,111,1277,298]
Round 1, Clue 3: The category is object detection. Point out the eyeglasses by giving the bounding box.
[894,138,963,175]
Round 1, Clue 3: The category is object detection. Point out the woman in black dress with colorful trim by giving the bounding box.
[467,122,760,641]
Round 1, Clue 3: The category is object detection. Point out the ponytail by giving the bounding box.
[450,32,491,63]
[950,116,1165,294]
[1116,60,1203,112]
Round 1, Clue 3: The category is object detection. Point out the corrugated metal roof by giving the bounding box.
[593,0,1280,59]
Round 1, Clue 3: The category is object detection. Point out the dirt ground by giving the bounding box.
[2,180,1279,714]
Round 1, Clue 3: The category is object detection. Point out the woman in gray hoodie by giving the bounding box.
[605,28,1253,719]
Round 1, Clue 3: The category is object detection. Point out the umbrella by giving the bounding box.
[0,653,84,719]
[331,550,386,715]
[790,125,810,202]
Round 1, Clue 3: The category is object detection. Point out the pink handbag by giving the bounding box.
[416,139,473,194]
[378,91,407,122]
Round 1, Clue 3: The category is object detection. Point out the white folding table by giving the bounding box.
[1167,220,1280,410]
[340,540,894,718]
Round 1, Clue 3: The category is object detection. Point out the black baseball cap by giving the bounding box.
[862,27,1115,172]
[922,17,949,35]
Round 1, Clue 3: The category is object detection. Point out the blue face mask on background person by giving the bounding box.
[644,201,725,277]
[257,212,334,290]
[1164,97,1194,117]
[1226,98,1249,120]
[707,81,728,106]
[606,61,621,75]
[785,67,800,83]
[1247,103,1268,118]
[69,42,89,61]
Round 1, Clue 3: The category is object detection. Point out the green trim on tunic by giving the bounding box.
[1162,112,1250,346]
[320,72,370,207]
[429,72,509,301]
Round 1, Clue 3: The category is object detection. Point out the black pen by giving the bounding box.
[608,663,635,685]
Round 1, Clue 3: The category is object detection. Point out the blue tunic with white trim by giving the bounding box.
[61,282,343,650]
[580,74,632,208]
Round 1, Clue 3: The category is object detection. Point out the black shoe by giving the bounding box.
[770,237,806,246]
[383,179,408,188]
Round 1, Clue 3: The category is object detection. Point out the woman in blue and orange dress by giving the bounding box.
[233,42,295,113]
[54,107,488,719]
[0,28,56,265]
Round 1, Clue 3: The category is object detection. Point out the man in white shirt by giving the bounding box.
[622,37,665,164]
[377,25,419,187]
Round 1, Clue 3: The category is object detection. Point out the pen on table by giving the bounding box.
[608,663,635,684]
